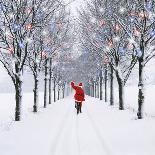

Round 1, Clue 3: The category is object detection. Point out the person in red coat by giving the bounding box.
[71,82,85,114]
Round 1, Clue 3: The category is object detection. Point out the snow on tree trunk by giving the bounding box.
[110,64,114,106]
[14,62,22,121]
[15,77,22,121]
[49,58,52,104]
[137,58,144,119]
[33,74,39,112]
[104,64,108,102]
[44,59,48,108]
[116,70,124,110]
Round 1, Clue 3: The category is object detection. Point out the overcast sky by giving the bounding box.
[65,0,86,16]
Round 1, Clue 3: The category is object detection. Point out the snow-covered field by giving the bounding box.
[113,85,155,117]
[0,95,155,155]
[0,92,45,131]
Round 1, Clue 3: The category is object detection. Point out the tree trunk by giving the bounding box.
[116,70,124,110]
[95,83,97,98]
[67,82,70,96]
[53,78,56,102]
[44,59,48,108]
[97,82,99,98]
[57,87,60,100]
[104,65,108,102]
[137,59,144,119]
[110,64,114,106]
[90,86,92,97]
[14,60,22,121]
[99,70,103,100]
[92,82,95,97]
[15,76,22,121]
[89,86,91,96]
[33,75,39,112]
[62,84,65,98]
[49,58,52,104]
[63,89,65,98]
[66,83,69,96]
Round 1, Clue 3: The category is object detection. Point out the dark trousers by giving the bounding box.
[75,101,82,114]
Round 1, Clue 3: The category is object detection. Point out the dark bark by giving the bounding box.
[33,60,39,112]
[137,59,144,119]
[49,58,52,104]
[14,62,22,121]
[57,86,60,100]
[92,81,95,97]
[97,82,99,98]
[53,78,56,102]
[15,77,22,121]
[137,35,145,119]
[62,83,65,98]
[90,86,92,97]
[89,84,91,96]
[95,83,97,98]
[110,64,114,106]
[89,86,91,96]
[116,70,124,110]
[44,59,48,108]
[66,83,69,96]
[99,70,103,100]
[63,89,65,98]
[67,83,70,96]
[104,64,108,102]
[33,76,38,112]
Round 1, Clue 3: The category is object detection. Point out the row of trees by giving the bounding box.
[78,0,155,119]
[0,0,74,121]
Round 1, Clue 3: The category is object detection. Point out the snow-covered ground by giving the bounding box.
[112,85,155,117]
[0,63,155,155]
[0,92,45,131]
[0,94,155,155]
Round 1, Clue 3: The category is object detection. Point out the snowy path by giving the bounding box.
[50,98,111,155]
[0,95,155,155]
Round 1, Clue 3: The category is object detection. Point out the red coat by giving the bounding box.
[71,82,85,102]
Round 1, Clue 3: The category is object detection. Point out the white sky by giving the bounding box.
[64,0,86,57]
[65,0,86,16]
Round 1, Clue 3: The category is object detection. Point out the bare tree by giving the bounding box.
[78,0,138,110]
[111,0,155,118]
[0,0,42,120]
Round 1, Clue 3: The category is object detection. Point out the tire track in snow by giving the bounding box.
[84,105,113,155]
[50,105,80,155]
[76,115,81,155]
[50,104,72,155]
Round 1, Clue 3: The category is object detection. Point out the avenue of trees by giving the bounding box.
[0,0,74,121]
[77,0,155,119]
[0,0,155,121]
